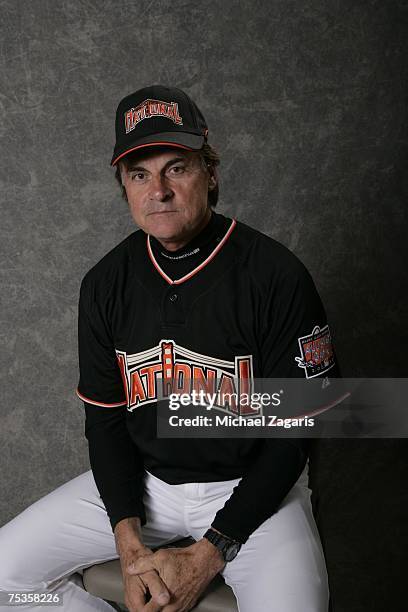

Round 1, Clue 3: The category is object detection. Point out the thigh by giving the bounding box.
[0,469,191,592]
[141,471,190,548]
[221,485,329,612]
[0,470,118,591]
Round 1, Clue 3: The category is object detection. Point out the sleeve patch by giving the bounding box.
[295,324,335,378]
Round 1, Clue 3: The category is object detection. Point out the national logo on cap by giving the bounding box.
[111,85,208,166]
[124,99,183,134]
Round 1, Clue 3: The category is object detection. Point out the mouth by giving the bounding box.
[148,211,178,216]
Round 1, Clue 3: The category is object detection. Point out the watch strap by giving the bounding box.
[203,528,241,562]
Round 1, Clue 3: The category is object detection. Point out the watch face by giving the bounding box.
[224,542,241,562]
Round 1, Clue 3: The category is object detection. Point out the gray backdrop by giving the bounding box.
[1,2,407,611]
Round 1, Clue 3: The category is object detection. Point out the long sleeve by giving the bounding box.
[211,439,308,543]
[84,401,146,531]
[211,252,341,544]
[77,274,146,531]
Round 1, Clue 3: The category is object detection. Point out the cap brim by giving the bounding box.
[111,131,205,166]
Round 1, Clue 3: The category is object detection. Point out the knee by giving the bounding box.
[0,525,41,592]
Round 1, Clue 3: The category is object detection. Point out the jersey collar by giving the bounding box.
[146,218,237,285]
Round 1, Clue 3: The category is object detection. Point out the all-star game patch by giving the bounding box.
[295,324,335,379]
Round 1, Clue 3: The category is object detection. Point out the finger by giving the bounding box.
[142,570,171,607]
[128,556,157,575]
[136,574,147,595]
[124,575,149,612]
[161,591,197,612]
[143,599,167,612]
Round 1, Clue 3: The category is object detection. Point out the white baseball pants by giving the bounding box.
[0,465,329,611]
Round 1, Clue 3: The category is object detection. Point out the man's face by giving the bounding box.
[119,148,215,250]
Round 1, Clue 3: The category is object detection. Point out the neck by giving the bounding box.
[154,208,212,252]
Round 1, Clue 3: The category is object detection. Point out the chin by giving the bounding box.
[147,220,184,241]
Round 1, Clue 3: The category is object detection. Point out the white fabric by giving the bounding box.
[0,464,329,611]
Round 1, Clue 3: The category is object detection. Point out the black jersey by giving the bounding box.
[77,211,340,542]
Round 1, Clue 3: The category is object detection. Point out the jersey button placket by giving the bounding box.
[163,288,185,324]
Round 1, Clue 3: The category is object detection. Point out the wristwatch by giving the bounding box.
[203,528,241,562]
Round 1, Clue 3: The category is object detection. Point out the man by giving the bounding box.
[0,85,339,611]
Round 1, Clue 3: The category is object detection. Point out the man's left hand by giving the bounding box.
[126,539,226,611]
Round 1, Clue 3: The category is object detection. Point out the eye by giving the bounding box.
[168,165,185,176]
[130,171,147,182]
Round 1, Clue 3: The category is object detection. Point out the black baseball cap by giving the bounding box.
[111,85,209,166]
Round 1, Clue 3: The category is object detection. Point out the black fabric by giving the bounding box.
[111,85,208,165]
[149,210,229,279]
[85,402,146,531]
[78,211,341,541]
[211,438,309,543]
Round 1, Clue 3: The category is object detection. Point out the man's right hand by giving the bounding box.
[114,517,171,611]
[120,544,170,611]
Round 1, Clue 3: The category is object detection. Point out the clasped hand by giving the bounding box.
[122,540,226,612]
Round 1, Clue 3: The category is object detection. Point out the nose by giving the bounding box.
[148,174,173,202]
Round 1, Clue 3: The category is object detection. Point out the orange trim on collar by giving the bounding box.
[147,219,237,285]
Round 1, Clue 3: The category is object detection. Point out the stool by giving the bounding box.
[83,538,238,611]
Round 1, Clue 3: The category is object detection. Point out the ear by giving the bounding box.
[208,168,217,191]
